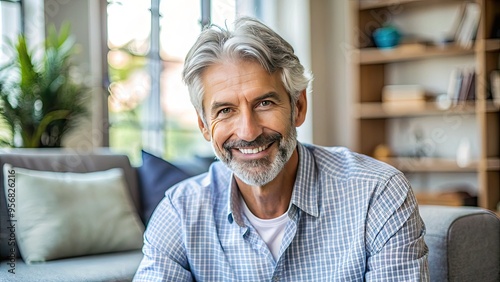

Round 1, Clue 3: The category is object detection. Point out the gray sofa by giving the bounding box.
[0,149,498,281]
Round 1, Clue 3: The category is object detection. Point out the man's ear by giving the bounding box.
[198,115,211,141]
[294,89,307,127]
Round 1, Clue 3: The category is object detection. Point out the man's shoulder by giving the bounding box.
[302,143,401,182]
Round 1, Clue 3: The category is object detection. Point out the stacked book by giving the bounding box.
[382,85,430,109]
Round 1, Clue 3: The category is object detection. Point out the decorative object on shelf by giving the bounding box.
[436,94,452,110]
[0,23,89,148]
[372,25,401,49]
[373,143,391,160]
[411,126,428,159]
[456,137,472,168]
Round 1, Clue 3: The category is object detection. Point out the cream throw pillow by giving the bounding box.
[3,164,145,264]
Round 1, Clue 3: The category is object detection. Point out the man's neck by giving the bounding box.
[236,149,299,219]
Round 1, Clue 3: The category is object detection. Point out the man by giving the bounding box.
[134,17,429,281]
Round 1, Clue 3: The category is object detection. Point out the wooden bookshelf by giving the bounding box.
[349,0,500,212]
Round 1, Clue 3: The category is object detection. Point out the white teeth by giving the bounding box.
[239,145,267,154]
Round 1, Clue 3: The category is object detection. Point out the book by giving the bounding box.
[457,68,475,103]
[466,71,476,101]
[447,67,475,105]
[447,68,463,102]
[455,3,481,49]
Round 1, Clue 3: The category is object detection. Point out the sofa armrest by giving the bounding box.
[419,205,500,282]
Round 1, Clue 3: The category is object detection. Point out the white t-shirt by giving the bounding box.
[241,197,290,261]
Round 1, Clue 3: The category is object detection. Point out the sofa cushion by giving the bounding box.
[0,149,141,260]
[3,164,144,264]
[138,150,190,223]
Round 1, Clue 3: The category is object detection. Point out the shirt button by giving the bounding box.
[272,276,279,282]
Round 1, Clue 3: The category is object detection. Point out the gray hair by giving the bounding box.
[182,17,312,124]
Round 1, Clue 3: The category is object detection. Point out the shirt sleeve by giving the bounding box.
[133,196,194,282]
[364,172,430,282]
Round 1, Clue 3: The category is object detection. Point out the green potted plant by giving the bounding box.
[0,23,88,148]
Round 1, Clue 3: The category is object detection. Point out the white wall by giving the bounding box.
[259,0,313,144]
[310,0,353,148]
[44,0,106,150]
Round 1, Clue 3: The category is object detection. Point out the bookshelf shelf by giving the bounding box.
[355,102,478,119]
[350,0,500,211]
[359,44,474,65]
[378,157,478,172]
[415,191,477,206]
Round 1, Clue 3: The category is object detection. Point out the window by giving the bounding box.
[0,0,22,144]
[0,0,22,65]
[107,0,257,164]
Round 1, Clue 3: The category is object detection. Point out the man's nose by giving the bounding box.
[235,109,263,142]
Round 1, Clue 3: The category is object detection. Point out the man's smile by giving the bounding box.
[237,143,272,154]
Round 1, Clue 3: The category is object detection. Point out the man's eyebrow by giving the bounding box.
[254,92,282,103]
[210,101,235,115]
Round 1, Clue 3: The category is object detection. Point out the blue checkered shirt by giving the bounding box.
[134,143,429,281]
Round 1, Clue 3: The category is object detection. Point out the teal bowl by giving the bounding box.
[373,26,401,49]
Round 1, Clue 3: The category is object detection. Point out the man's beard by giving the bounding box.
[212,124,297,186]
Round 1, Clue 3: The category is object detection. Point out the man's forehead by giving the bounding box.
[201,61,282,96]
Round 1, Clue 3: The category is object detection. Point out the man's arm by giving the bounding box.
[364,173,429,281]
[133,197,193,282]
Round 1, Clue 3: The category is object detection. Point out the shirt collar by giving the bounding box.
[290,143,319,218]
[227,142,319,226]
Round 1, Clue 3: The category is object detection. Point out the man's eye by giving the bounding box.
[259,100,272,107]
[218,108,231,115]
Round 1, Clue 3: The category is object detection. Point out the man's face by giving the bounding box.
[198,60,304,186]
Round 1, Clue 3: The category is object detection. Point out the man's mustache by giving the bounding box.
[223,133,282,152]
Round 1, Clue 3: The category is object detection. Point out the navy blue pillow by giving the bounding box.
[138,150,190,224]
